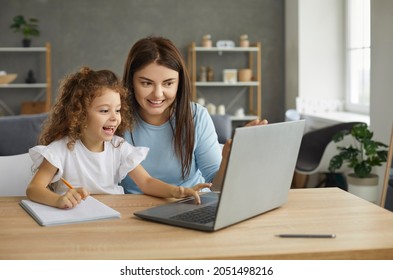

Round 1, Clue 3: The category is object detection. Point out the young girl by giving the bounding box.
[26,67,211,209]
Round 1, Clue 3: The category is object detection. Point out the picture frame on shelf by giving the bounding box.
[223,69,237,83]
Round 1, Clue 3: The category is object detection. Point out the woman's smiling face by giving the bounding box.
[132,62,179,126]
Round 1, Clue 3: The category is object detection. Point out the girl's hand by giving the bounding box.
[175,183,212,205]
[56,188,89,209]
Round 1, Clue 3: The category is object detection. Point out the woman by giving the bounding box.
[121,36,265,194]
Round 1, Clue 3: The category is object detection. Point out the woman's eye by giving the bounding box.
[100,109,109,113]
[141,81,152,87]
[164,81,175,87]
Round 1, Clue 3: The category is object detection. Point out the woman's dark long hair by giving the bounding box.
[122,36,195,178]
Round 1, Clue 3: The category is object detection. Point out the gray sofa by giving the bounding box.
[0,113,48,156]
[210,114,232,144]
[0,112,232,155]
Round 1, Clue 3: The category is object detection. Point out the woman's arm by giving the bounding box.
[211,119,268,191]
[211,139,231,191]
[26,159,88,208]
[193,106,223,184]
[128,165,211,204]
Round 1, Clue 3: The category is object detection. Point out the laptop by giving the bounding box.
[134,120,305,231]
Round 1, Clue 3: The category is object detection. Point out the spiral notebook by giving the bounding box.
[20,196,121,226]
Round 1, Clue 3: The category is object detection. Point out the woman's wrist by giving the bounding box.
[172,186,185,198]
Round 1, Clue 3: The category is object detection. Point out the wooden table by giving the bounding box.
[1,188,393,260]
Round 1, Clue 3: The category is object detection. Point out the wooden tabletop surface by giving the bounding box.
[1,188,393,260]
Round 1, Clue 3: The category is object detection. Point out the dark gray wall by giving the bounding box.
[0,0,284,122]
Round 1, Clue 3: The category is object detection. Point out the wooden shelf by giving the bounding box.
[0,47,47,52]
[194,46,260,52]
[195,81,259,86]
[230,115,259,121]
[0,83,47,88]
[0,42,52,114]
[188,41,262,119]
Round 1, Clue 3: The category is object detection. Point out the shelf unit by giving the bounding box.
[187,42,261,120]
[0,42,52,114]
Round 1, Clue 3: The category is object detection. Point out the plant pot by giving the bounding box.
[22,39,31,47]
[346,173,379,203]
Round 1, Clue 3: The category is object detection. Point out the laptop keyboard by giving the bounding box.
[170,205,217,224]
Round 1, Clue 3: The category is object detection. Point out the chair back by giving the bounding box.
[295,122,364,175]
[0,153,33,196]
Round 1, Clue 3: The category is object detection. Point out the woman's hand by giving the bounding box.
[245,118,268,127]
[175,183,212,205]
[56,188,89,209]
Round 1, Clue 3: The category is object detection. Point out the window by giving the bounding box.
[346,0,370,114]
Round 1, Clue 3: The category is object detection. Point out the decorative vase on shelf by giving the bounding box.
[239,34,249,47]
[25,70,36,83]
[22,38,31,47]
[199,66,207,82]
[207,66,214,81]
[202,34,212,47]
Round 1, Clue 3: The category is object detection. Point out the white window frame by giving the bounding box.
[345,0,370,114]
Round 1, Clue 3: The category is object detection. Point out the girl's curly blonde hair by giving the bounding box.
[39,66,133,149]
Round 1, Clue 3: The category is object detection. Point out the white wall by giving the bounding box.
[299,0,345,101]
[370,0,393,203]
[285,0,345,108]
[370,0,393,140]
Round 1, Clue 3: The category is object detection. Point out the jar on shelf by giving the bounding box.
[239,34,249,47]
[207,66,214,81]
[217,104,225,115]
[206,103,216,115]
[202,34,212,47]
[199,66,207,82]
[238,68,252,82]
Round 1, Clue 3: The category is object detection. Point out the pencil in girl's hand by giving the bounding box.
[61,177,74,189]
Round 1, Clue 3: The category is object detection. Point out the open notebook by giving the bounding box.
[20,196,120,226]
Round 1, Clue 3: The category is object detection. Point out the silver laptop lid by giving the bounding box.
[214,120,305,230]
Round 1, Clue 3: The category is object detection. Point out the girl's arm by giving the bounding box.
[26,159,89,209]
[128,165,211,204]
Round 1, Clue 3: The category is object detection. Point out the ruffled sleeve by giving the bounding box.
[118,142,149,181]
[29,141,65,183]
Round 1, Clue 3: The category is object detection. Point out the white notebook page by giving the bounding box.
[20,196,121,226]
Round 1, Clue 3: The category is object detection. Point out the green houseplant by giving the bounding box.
[329,123,388,202]
[10,15,40,47]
